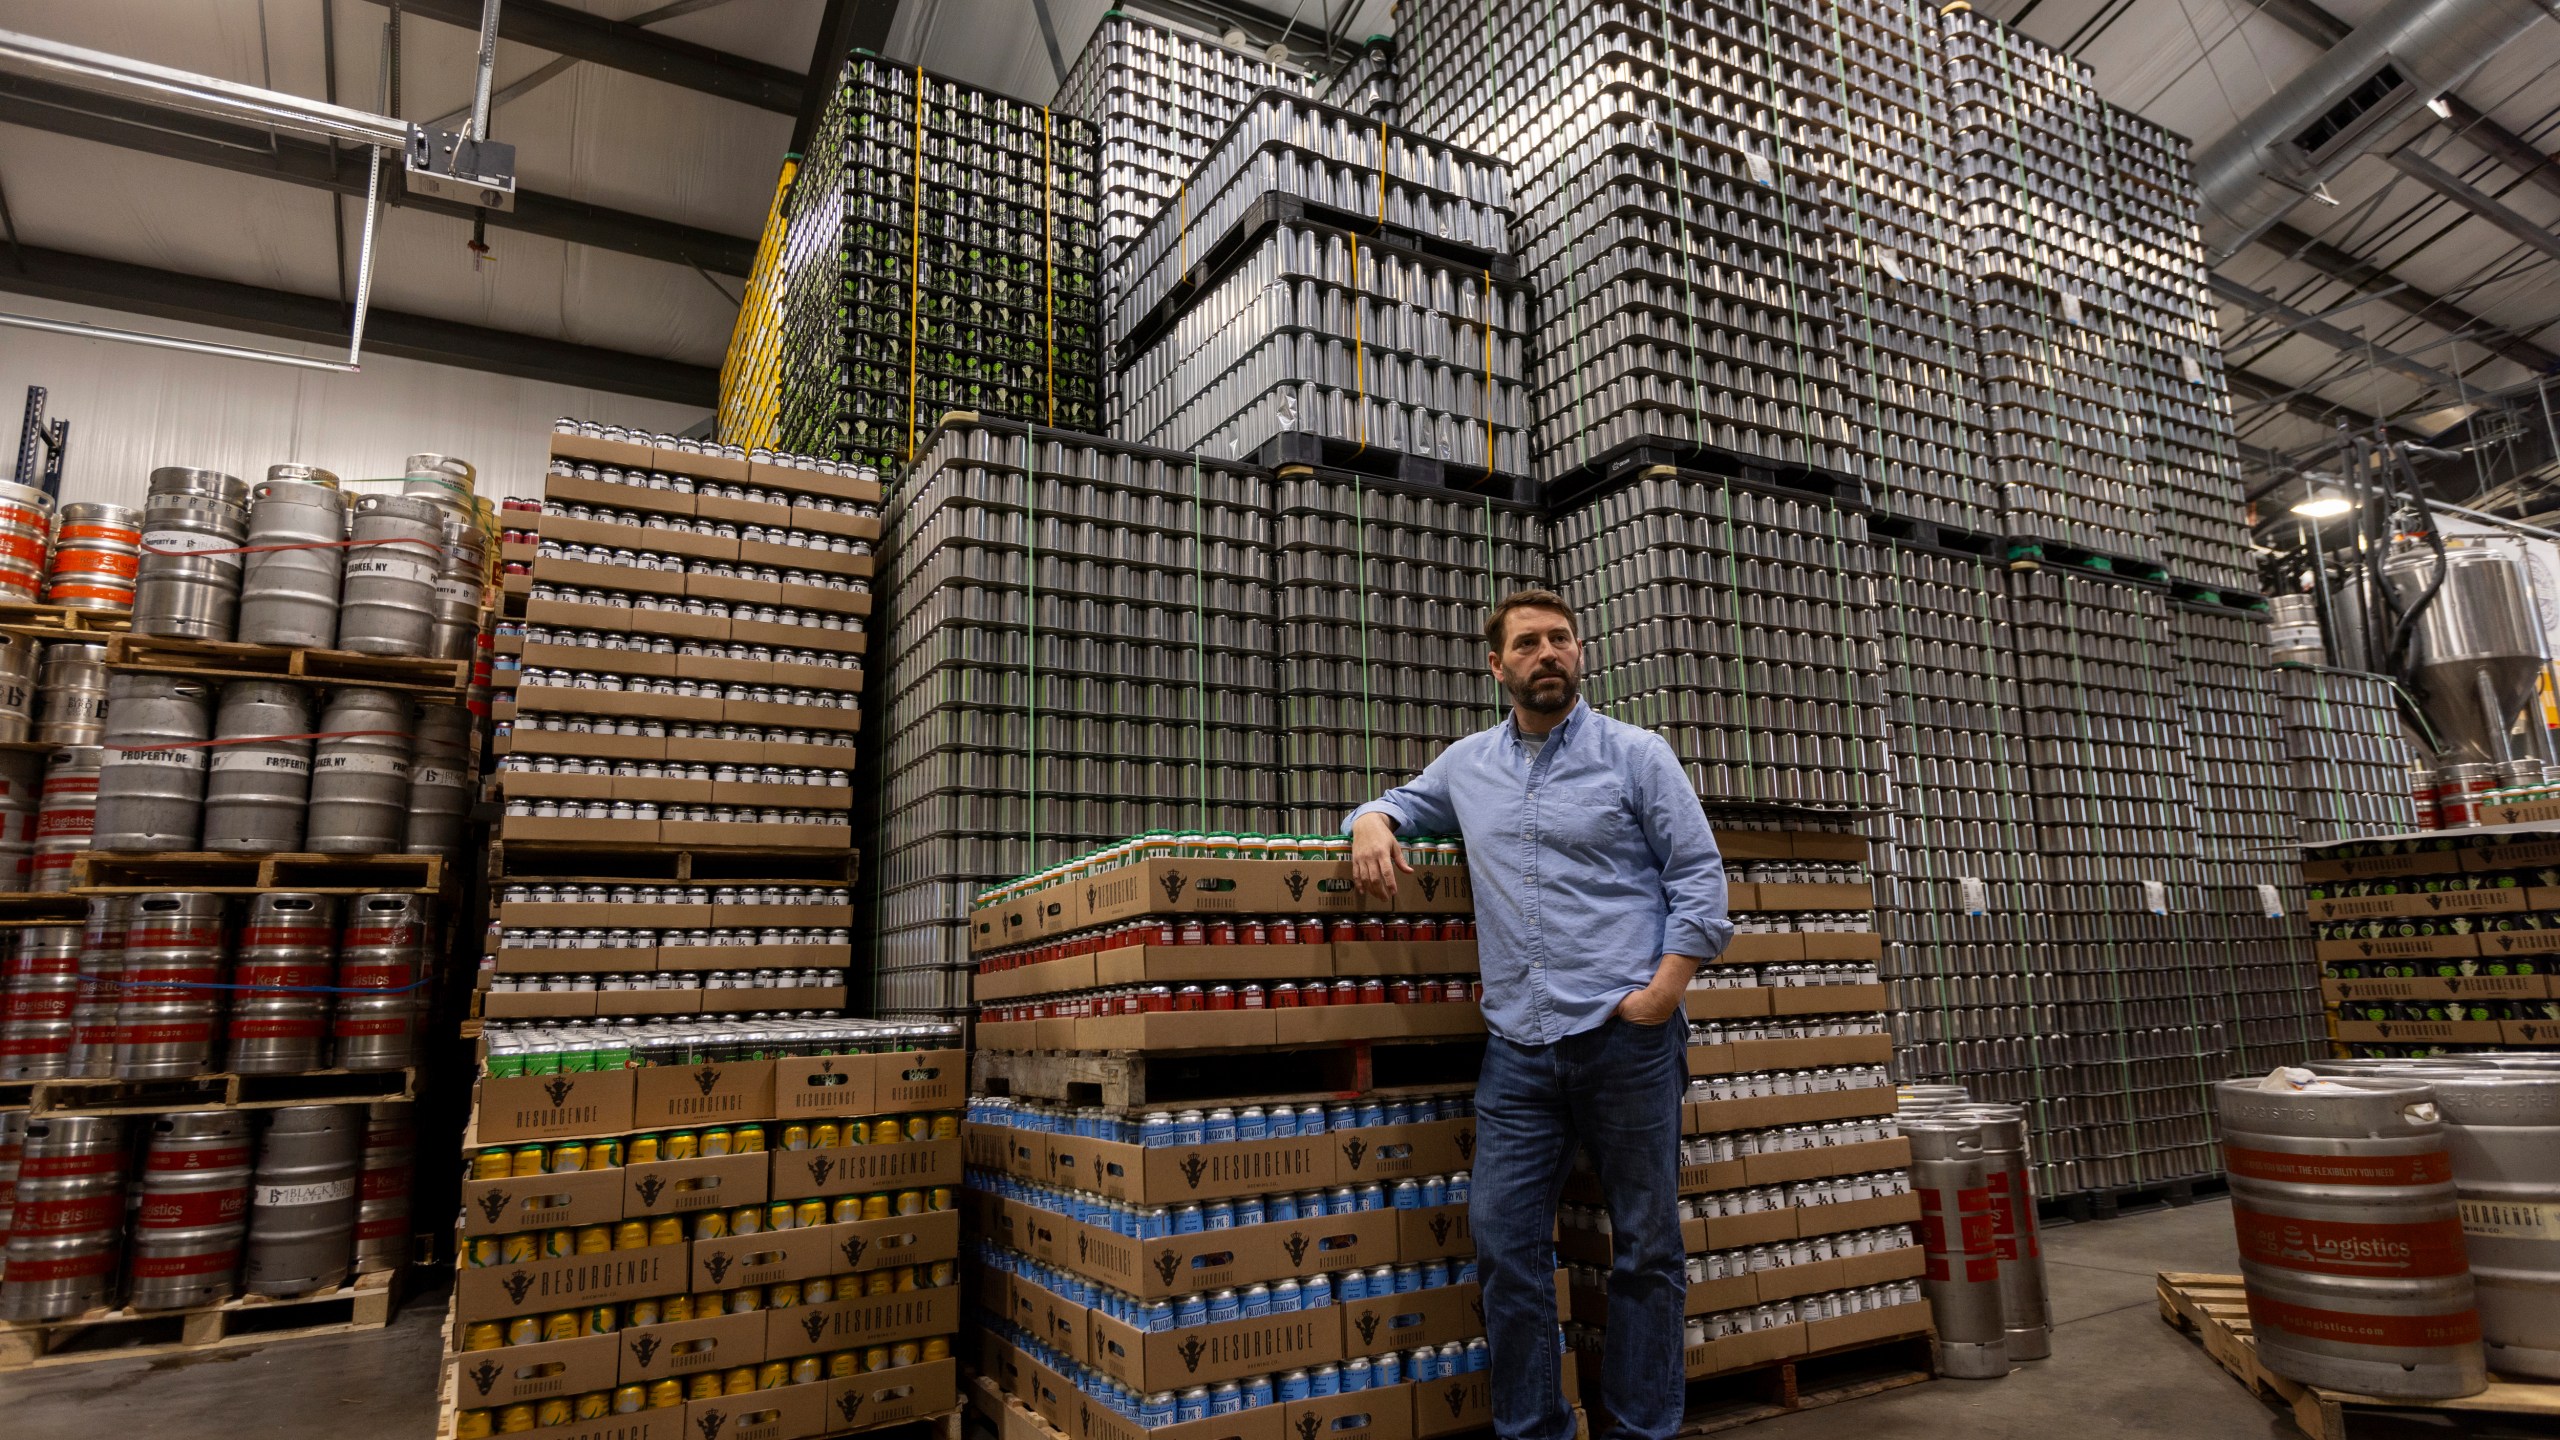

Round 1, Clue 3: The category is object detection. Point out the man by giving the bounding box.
[1346,588,1729,1440]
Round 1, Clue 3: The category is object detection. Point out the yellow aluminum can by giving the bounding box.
[663,1131,698,1162]
[722,1367,757,1396]
[756,1362,789,1391]
[922,1336,951,1360]
[802,1277,834,1304]
[826,1350,858,1378]
[782,1124,810,1152]
[831,1197,863,1224]
[930,1186,954,1211]
[576,1225,612,1254]
[461,1321,503,1351]
[864,1271,894,1297]
[765,1201,796,1232]
[648,1216,684,1247]
[903,1115,931,1143]
[698,1128,731,1159]
[691,1290,724,1317]
[542,1310,580,1342]
[862,1346,890,1372]
[733,1124,766,1153]
[795,1200,827,1229]
[728,1286,762,1313]
[471,1149,513,1180]
[534,1399,572,1429]
[811,1122,841,1149]
[688,1373,724,1401]
[627,1134,661,1164]
[466,1237,499,1268]
[499,1232,538,1265]
[766,1281,801,1310]
[729,1205,762,1237]
[542,1228,575,1259]
[692,1209,728,1242]
[792,1356,822,1385]
[613,1385,646,1414]
[574,1392,610,1420]
[454,1410,493,1439]
[661,1293,693,1322]
[626,1298,661,1326]
[890,1341,920,1367]
[861,1193,891,1221]
[931,1113,958,1140]
[584,1305,617,1335]
[496,1404,535,1433]
[646,1379,683,1409]
[504,1316,540,1347]
[894,1190,925,1217]
[615,1221,650,1250]
[549,1141,586,1174]
[510,1146,547,1178]
[588,1137,622,1169]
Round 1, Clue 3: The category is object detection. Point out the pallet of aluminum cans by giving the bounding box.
[2275,666,2420,840]
[872,419,1282,1016]
[1319,35,1398,126]
[441,1019,966,1438]
[2301,827,2560,1057]
[759,56,1101,471]
[1106,90,1515,358]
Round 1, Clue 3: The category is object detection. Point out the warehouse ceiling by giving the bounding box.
[0,0,2550,495]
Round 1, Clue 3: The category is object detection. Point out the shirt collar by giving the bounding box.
[1507,698,1589,753]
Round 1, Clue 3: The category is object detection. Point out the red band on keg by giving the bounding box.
[336,964,418,990]
[16,1195,124,1229]
[334,1017,414,1036]
[56,522,139,545]
[137,1190,248,1227]
[125,924,225,948]
[355,1218,407,1240]
[2,993,76,1021]
[47,582,136,604]
[0,1252,118,1281]
[117,1022,217,1044]
[361,1168,414,1198]
[0,531,49,566]
[2247,1291,2481,1349]
[37,812,96,841]
[145,1145,250,1174]
[0,1035,72,1058]
[53,547,139,573]
[2231,1206,2471,1277]
[241,926,334,946]
[233,962,334,987]
[21,1151,122,1178]
[2224,1145,2452,1187]
[227,1018,326,1038]
[344,925,423,946]
[129,1249,245,1278]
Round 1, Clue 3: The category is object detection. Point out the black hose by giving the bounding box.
[2355,433,2404,675]
[2382,442,2452,685]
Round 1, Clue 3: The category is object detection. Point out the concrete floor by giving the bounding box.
[0,1198,2468,1439]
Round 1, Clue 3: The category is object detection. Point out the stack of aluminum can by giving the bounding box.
[1548,473,1887,811]
[760,56,1102,472]
[1318,35,1397,125]
[2277,666,2422,839]
[874,419,1278,1012]
[1271,471,1546,832]
[2171,610,2324,1076]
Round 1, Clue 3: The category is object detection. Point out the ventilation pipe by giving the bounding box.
[2193,0,2551,260]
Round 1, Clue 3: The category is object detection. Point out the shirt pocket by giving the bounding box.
[1539,767,1632,855]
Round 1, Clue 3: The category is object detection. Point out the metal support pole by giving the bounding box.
[468,0,502,140]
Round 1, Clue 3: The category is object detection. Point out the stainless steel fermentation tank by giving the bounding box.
[2336,541,2555,770]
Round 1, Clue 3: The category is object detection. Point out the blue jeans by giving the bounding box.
[1469,1011,1688,1440]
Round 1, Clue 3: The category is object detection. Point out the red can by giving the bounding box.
[1140,986,1173,1013]
[1331,919,1359,943]
[1207,985,1237,1012]
[1208,921,1239,946]
[1271,983,1301,1009]
[1175,985,1206,1012]
[1177,919,1208,946]
[1359,979,1387,1005]
[1359,919,1387,942]
[1330,979,1358,1005]
[1390,979,1418,1005]
[1242,920,1269,945]
[1441,978,1470,1004]
[1387,920,1412,942]
[1239,985,1266,1009]
[1299,981,1329,1007]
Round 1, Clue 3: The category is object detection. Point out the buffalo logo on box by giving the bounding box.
[835,1390,866,1424]
[1440,1383,1468,1418]
[806,1155,837,1187]
[695,1410,727,1440]
[839,1235,869,1270]
[1153,1249,1181,1285]
[1285,870,1308,903]
[1179,1336,1208,1373]
[1180,1154,1208,1189]
[800,1312,830,1344]
[503,1271,537,1305]
[1283,1232,1310,1267]
[476,1189,513,1224]
[1340,1137,1368,1171]
[634,1175,668,1208]
[467,1360,503,1397]
[1430,1213,1455,1247]
[1468,1296,1485,1326]
[1418,871,1440,902]
[704,1251,735,1285]
[1456,1128,1476,1163]
[1355,1312,1380,1347]
[692,1066,724,1096]
[543,1078,576,1108]
[1078,1234,1091,1262]
[629,1334,663,1369]
[1295,1415,1323,1440]
[1160,870,1188,905]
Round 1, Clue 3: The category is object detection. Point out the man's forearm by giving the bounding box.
[1648,953,1699,993]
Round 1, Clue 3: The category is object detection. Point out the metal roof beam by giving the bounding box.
[349,0,803,114]
[2210,272,2466,391]
[2223,365,2422,438]
[2387,147,2560,267]
[2252,218,2560,373]
[0,76,755,274]
[0,243,715,405]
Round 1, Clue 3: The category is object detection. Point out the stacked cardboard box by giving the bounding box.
[1558,828,1931,1383]
[441,1022,967,1440]
[966,830,1594,1440]
[2303,823,2560,1056]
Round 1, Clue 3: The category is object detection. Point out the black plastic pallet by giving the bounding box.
[1867,513,2003,563]
[2003,538,2172,589]
[1543,438,1873,517]
[2044,1171,2227,1224]
[2169,580,2272,616]
[1249,432,1538,504]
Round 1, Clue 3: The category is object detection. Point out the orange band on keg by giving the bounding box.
[2224,1145,2452,1187]
[2231,1206,2472,1278]
[2247,1291,2480,1349]
[56,522,138,544]
[54,549,140,578]
[0,532,46,566]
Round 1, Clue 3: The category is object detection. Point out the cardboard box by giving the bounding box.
[617,1311,768,1384]
[1329,940,1478,977]
[1271,1006,1484,1045]
[2308,889,2528,922]
[2322,975,2548,1002]
[1394,1205,1473,1263]
[822,1358,958,1435]
[2312,934,2482,963]
[1411,1370,1497,1438]
[790,506,881,542]
[689,571,780,606]
[1800,1300,1931,1352]
[493,946,662,975]
[660,820,855,850]
[1683,987,1772,1020]
[1285,1390,1412,1440]
[1049,1134,1335,1205]
[517,641,678,679]
[1838,1244,1926,1288]
[1048,1208,1399,1299]
[2333,1019,2508,1044]
[463,1410,681,1440]
[540,512,735,563]
[1069,1012,1277,1051]
[1009,1280,1089,1364]
[503,817,664,846]
[2506,1018,2560,1044]
[2477,928,2560,958]
[485,990,601,1018]
[552,432,657,470]
[634,1059,775,1128]
[2302,847,2461,880]
[1764,983,1890,1016]
[593,990,708,1016]
[998,860,1473,944]
[691,1223,847,1290]
[536,557,687,597]
[1679,1273,1759,1318]
[768,1136,964,1201]
[1687,1086,1896,1134]
[685,1381,828,1440]
[1794,1191,1923,1238]
[696,493,794,528]
[776,582,871,618]
[875,1049,968,1111]
[477,1070,638,1144]
[1334,1120,1476,1183]
[624,1150,768,1218]
[1080,1393,1283,1440]
[454,1243,692,1322]
[1740,1137,1912,1187]
[1090,1308,1340,1390]
[763,1284,961,1360]
[1724,1033,1896,1073]
[1695,1209,1798,1251]
[1341,1283,1491,1356]
[754,459,883,505]
[544,469,693,516]
[449,1333,622,1408]
[2467,836,2560,871]
[1681,1321,1805,1378]
[1084,943,1336,987]
[730,617,866,657]
[462,1167,626,1236]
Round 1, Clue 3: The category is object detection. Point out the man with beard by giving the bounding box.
[1345,588,1729,1440]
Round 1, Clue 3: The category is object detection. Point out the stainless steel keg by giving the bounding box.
[0,1110,24,1257]
[2425,1071,2560,1379]
[1907,1115,2011,1379]
[237,477,348,649]
[127,1110,251,1310]
[403,703,472,855]
[336,495,445,657]
[90,674,213,852]
[66,897,124,1078]
[331,892,426,1071]
[0,479,52,603]
[113,891,227,1080]
[0,633,37,743]
[0,924,80,1079]
[0,750,40,892]
[0,1114,125,1320]
[132,467,249,641]
[32,744,101,894]
[226,893,338,1075]
[45,501,142,612]
[1951,1103,2053,1361]
[2218,1078,2487,1398]
[305,688,413,853]
[35,642,110,746]
[200,680,314,853]
[428,515,487,662]
[241,1105,359,1297]
[352,1100,414,1273]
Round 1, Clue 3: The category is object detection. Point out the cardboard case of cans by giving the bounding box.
[2301,829,2560,1055]
[443,1020,967,1440]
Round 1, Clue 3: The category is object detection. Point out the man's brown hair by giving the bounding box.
[1483,588,1578,651]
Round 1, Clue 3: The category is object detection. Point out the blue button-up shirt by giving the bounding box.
[1344,700,1733,1044]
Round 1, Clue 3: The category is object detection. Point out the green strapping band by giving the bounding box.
[1190,452,1210,828]
[1024,419,1040,872]
[1353,475,1377,793]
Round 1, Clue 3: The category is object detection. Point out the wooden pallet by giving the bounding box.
[0,890,88,925]
[105,633,470,693]
[70,849,445,893]
[491,839,856,885]
[973,1039,1483,1110]
[0,1267,401,1369]
[0,1065,414,1116]
[2156,1272,2560,1440]
[1664,1333,1936,1435]
[0,600,131,637]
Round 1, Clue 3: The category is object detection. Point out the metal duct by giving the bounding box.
[2192,0,2550,260]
